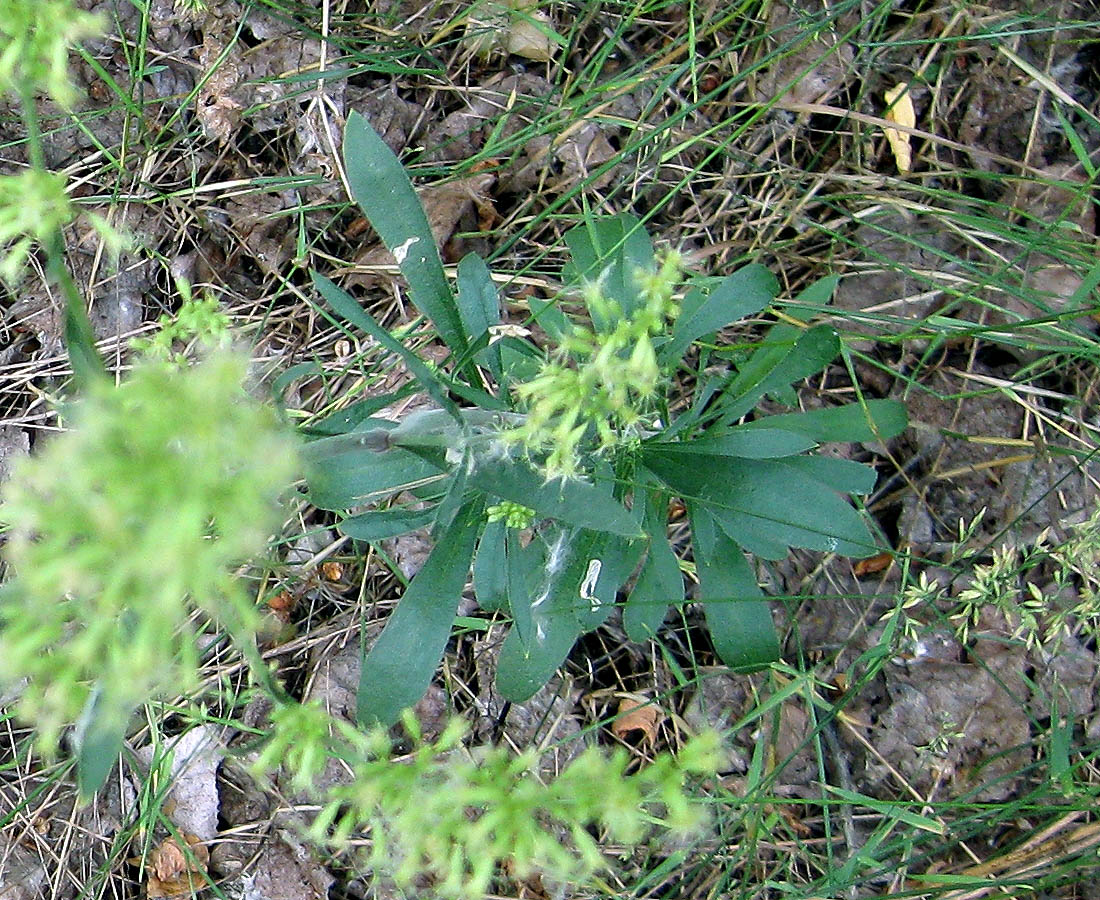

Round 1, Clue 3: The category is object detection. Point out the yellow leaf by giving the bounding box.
[883,83,916,174]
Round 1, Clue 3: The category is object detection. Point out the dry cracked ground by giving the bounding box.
[1,1,1100,899]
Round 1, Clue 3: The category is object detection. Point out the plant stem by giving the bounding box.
[20,86,108,387]
[47,229,108,388]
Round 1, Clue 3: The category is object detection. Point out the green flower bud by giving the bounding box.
[486,501,536,529]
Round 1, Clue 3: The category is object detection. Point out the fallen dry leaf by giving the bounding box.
[778,804,813,837]
[464,1,561,62]
[196,28,244,143]
[134,727,223,843]
[883,83,916,173]
[266,590,296,620]
[152,837,187,881]
[0,845,46,900]
[611,695,664,742]
[504,6,557,62]
[853,551,894,576]
[147,834,209,898]
[752,1,854,106]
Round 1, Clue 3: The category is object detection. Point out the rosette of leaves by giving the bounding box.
[304,113,907,727]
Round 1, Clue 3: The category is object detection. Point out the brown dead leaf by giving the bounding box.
[883,83,916,173]
[196,29,244,143]
[854,552,894,577]
[611,695,664,742]
[343,217,370,240]
[147,834,209,898]
[504,6,557,62]
[266,590,295,620]
[0,845,46,900]
[152,837,187,881]
[223,192,295,278]
[464,1,561,62]
[752,1,854,106]
[778,804,813,837]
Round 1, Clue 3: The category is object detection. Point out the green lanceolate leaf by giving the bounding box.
[74,686,129,801]
[357,499,483,727]
[719,323,841,422]
[496,604,583,702]
[506,526,535,646]
[467,455,641,537]
[574,530,645,632]
[48,232,107,390]
[340,505,438,542]
[775,455,878,495]
[526,294,570,343]
[708,273,842,423]
[691,513,779,671]
[382,407,522,452]
[303,390,417,437]
[786,273,840,316]
[272,362,324,410]
[456,252,503,383]
[662,263,779,364]
[473,519,508,612]
[312,272,460,418]
[644,427,816,460]
[433,453,472,534]
[342,111,468,357]
[736,399,909,443]
[623,487,684,642]
[644,451,878,559]
[303,431,442,510]
[562,212,655,325]
[495,527,599,701]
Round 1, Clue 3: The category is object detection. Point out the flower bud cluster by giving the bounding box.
[0,170,116,282]
[0,353,299,754]
[0,0,102,107]
[509,250,682,479]
[486,500,536,529]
